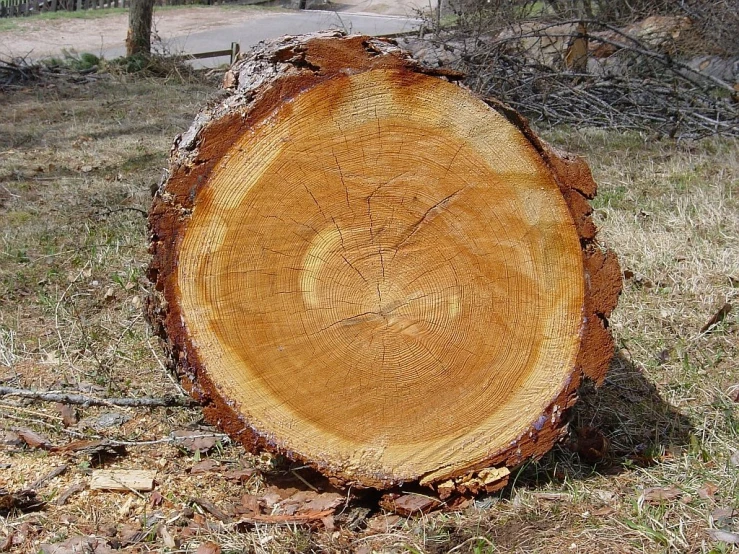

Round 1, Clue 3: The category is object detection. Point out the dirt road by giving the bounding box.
[0,1,427,62]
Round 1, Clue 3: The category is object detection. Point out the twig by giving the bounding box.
[30,464,68,490]
[0,387,198,408]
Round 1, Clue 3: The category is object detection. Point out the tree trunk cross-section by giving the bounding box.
[147,32,622,494]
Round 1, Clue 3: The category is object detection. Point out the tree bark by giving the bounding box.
[147,32,621,494]
[126,0,155,57]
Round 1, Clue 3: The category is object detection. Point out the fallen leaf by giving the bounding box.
[712,507,737,526]
[190,460,219,474]
[173,430,218,454]
[572,427,610,463]
[322,514,335,531]
[118,522,144,546]
[196,541,221,554]
[0,431,22,447]
[365,514,401,534]
[238,494,261,515]
[380,493,440,515]
[149,491,164,507]
[697,482,719,500]
[16,428,52,450]
[193,498,231,523]
[700,302,732,333]
[0,533,12,552]
[591,506,615,516]
[279,491,343,515]
[54,403,77,427]
[592,489,618,504]
[706,529,739,544]
[158,525,177,549]
[642,486,682,502]
[10,521,40,548]
[0,489,45,516]
[39,536,114,554]
[730,451,739,467]
[728,386,739,403]
[79,412,130,430]
[223,468,255,483]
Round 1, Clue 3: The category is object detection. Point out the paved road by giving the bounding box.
[104,10,421,66]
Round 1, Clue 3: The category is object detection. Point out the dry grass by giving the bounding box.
[0,70,737,553]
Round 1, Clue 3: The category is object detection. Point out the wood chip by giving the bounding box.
[90,470,156,492]
[236,509,335,528]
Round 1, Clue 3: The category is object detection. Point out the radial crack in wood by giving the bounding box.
[147,31,622,492]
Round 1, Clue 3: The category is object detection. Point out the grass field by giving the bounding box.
[0,68,737,553]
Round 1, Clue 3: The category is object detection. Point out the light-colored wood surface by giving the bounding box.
[177,68,583,483]
[90,470,156,491]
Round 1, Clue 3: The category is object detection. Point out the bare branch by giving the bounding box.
[0,387,199,408]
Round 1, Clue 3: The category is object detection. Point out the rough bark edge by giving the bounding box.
[146,31,622,493]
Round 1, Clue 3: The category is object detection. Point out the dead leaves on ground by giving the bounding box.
[0,489,44,517]
[39,536,114,554]
[173,430,218,454]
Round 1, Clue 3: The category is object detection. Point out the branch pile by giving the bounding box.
[0,57,98,92]
[400,18,738,139]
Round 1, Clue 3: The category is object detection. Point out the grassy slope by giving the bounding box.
[0,72,737,553]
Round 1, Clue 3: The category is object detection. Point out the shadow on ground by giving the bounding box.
[515,349,695,487]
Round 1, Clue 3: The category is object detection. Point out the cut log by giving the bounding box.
[147,32,621,493]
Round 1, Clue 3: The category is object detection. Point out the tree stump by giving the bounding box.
[147,32,622,494]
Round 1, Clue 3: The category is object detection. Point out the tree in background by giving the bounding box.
[126,0,155,57]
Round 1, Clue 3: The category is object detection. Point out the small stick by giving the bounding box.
[0,387,198,408]
[30,464,68,490]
